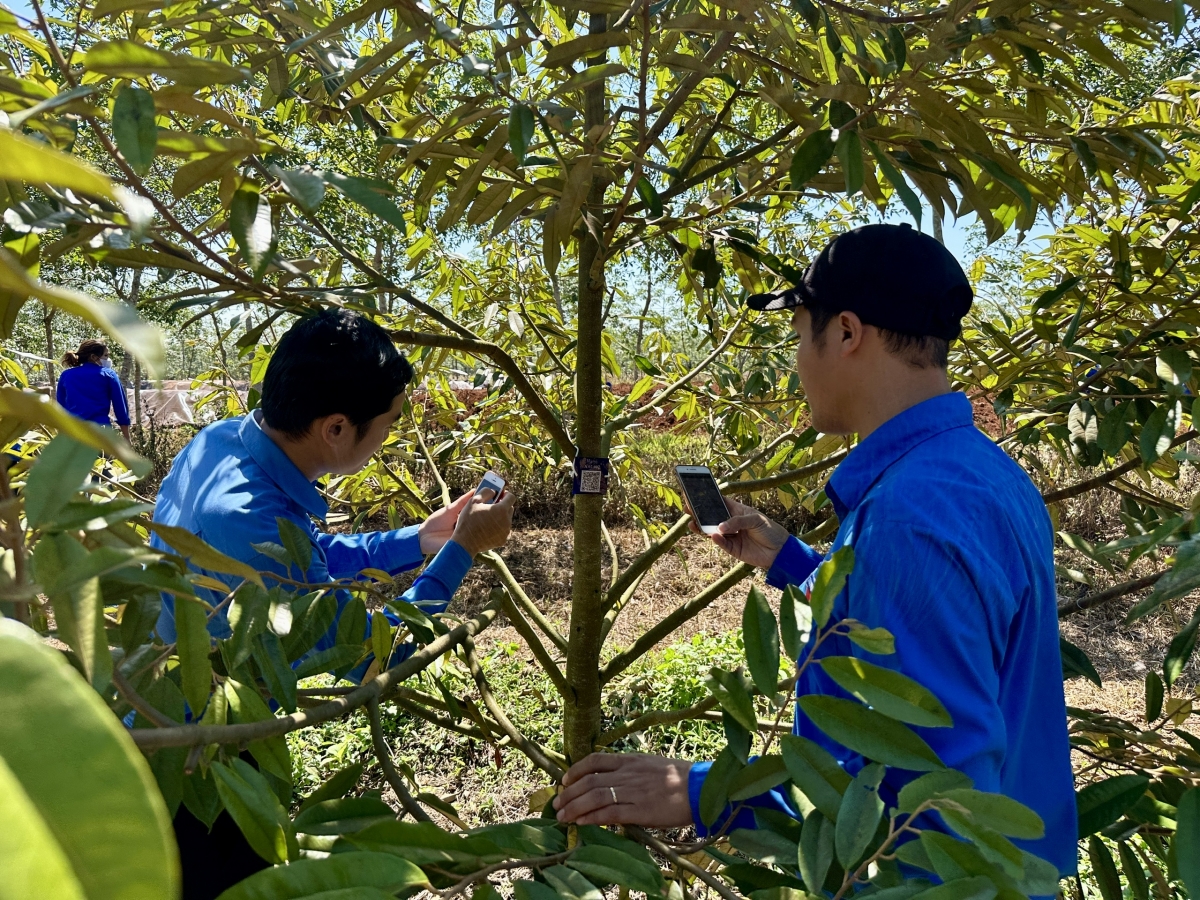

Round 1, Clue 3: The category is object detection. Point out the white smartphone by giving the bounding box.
[675,465,730,535]
[475,470,506,502]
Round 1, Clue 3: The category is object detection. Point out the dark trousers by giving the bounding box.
[173,754,270,900]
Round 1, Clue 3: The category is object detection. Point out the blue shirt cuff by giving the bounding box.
[372,525,426,574]
[765,535,824,590]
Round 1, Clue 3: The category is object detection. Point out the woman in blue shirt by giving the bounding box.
[56,339,132,441]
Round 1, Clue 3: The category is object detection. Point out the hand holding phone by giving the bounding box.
[674,466,730,535]
[475,470,506,502]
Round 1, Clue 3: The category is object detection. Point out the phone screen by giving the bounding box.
[477,471,505,503]
[678,470,729,527]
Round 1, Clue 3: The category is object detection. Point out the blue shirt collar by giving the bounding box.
[238,410,328,521]
[826,392,975,519]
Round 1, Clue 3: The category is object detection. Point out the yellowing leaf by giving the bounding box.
[0,130,114,200]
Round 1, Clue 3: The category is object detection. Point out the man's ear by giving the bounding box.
[837,311,865,357]
[317,413,350,445]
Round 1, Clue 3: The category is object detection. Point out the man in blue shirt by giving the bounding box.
[553,224,1076,876]
[153,309,515,898]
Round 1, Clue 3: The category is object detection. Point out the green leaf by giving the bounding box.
[743,586,781,696]
[908,876,997,900]
[937,789,1043,839]
[798,696,944,771]
[1163,604,1200,687]
[0,754,85,899]
[31,533,111,691]
[298,761,364,815]
[224,582,271,669]
[542,865,603,900]
[224,679,291,787]
[567,844,665,896]
[723,709,752,763]
[1157,347,1192,388]
[385,598,438,645]
[371,609,394,669]
[835,763,884,868]
[1060,637,1102,686]
[1127,535,1200,622]
[509,104,535,165]
[779,584,806,661]
[0,619,178,898]
[1076,774,1149,837]
[514,881,560,900]
[897,770,973,814]
[705,667,758,731]
[729,754,789,801]
[149,522,265,587]
[211,758,297,864]
[790,129,835,191]
[346,820,506,869]
[25,434,98,528]
[1118,840,1150,900]
[214,851,427,900]
[0,129,115,200]
[781,735,851,821]
[936,807,1024,877]
[636,177,664,218]
[252,631,297,713]
[112,85,157,175]
[1178,788,1200,898]
[846,625,895,655]
[1088,836,1122,900]
[869,141,921,227]
[175,595,213,715]
[728,827,798,866]
[323,171,409,234]
[836,129,864,196]
[85,40,248,84]
[293,644,365,680]
[1145,670,1164,721]
[819,656,951,727]
[1139,401,1180,464]
[276,516,313,573]
[810,546,854,629]
[269,165,326,212]
[699,746,743,828]
[798,810,834,893]
[230,184,276,281]
[292,796,395,835]
[337,596,368,647]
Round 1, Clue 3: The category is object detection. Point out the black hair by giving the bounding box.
[63,339,107,368]
[261,308,415,440]
[806,302,949,369]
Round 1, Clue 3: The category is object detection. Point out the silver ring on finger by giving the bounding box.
[609,786,618,805]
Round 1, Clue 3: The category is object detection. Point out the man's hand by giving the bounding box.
[449,488,516,557]
[553,753,693,828]
[418,490,475,555]
[690,497,789,569]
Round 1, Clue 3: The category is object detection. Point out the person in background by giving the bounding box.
[150,308,516,899]
[553,223,1077,878]
[56,339,132,441]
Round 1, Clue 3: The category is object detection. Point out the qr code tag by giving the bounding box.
[572,455,610,495]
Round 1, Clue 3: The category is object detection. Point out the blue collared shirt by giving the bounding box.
[151,412,473,676]
[56,362,130,427]
[686,392,1076,876]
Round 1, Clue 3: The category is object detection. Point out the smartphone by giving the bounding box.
[475,470,506,503]
[675,465,730,535]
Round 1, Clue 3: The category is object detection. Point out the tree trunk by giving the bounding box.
[564,10,610,765]
[43,308,56,392]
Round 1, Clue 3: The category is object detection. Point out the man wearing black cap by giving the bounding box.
[553,224,1077,877]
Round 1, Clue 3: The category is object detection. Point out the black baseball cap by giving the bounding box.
[745,223,973,340]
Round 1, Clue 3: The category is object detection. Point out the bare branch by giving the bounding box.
[494,588,570,696]
[1041,430,1197,505]
[481,551,568,653]
[367,698,434,822]
[627,826,741,900]
[463,637,566,779]
[720,448,848,496]
[601,563,754,684]
[130,602,500,750]
[1058,571,1166,618]
[114,668,180,728]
